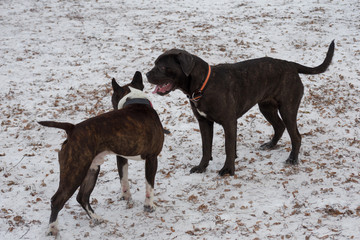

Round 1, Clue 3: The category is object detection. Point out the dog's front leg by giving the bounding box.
[117,156,132,201]
[144,156,158,212]
[190,117,214,174]
[219,120,237,176]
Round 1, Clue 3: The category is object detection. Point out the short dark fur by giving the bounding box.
[39,72,164,235]
[147,41,334,176]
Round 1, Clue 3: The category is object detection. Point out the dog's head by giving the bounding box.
[146,49,195,95]
[111,71,147,110]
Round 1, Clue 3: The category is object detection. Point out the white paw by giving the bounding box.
[120,191,132,201]
[126,199,135,209]
[89,215,107,228]
[46,221,59,236]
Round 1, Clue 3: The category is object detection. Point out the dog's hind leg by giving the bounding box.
[279,107,302,165]
[47,175,85,236]
[278,78,303,165]
[48,190,73,236]
[258,100,285,150]
[47,151,96,236]
[117,156,131,201]
[144,156,158,212]
[76,166,103,223]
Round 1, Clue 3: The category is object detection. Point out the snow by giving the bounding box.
[1,0,359,239]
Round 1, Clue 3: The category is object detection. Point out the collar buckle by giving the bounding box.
[189,90,203,102]
[188,64,211,103]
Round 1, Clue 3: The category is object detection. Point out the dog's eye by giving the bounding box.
[159,66,167,72]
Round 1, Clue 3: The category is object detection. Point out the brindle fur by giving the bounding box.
[39,72,164,235]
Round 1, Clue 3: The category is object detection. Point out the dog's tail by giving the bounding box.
[38,121,75,135]
[295,40,335,74]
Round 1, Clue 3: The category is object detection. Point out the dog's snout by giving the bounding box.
[146,71,156,83]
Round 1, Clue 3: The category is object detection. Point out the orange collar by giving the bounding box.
[189,64,211,102]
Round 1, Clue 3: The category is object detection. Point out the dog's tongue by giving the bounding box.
[152,85,161,94]
[152,83,172,94]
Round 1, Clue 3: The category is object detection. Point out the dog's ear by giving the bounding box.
[111,78,125,110]
[177,52,195,76]
[112,78,122,92]
[131,71,144,91]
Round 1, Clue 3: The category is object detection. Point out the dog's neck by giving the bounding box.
[118,87,151,109]
[185,59,211,102]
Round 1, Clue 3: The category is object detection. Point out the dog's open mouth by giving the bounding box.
[152,83,174,95]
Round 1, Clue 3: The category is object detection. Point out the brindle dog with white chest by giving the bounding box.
[147,41,334,176]
[38,72,164,236]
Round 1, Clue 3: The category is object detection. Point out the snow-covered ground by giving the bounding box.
[1,0,359,239]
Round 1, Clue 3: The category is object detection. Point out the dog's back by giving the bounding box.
[40,105,164,158]
[78,105,164,157]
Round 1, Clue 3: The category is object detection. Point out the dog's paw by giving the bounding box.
[46,222,59,237]
[144,205,156,213]
[120,195,131,201]
[46,230,58,237]
[285,156,298,165]
[259,141,276,150]
[89,212,105,226]
[190,165,207,174]
[218,166,235,176]
[126,199,135,209]
[120,191,131,201]
[89,216,108,228]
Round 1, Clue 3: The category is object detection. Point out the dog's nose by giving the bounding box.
[146,72,150,78]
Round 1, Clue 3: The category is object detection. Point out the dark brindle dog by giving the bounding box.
[39,72,164,236]
[147,41,334,176]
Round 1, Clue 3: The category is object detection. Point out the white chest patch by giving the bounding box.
[197,109,207,118]
[118,87,149,109]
